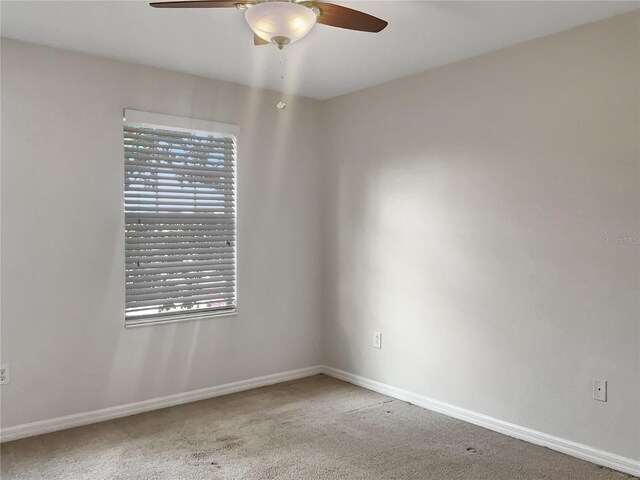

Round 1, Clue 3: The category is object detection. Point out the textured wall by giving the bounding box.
[1,39,324,427]
[322,12,639,460]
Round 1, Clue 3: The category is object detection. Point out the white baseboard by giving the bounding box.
[0,365,323,443]
[3,364,638,477]
[322,366,640,477]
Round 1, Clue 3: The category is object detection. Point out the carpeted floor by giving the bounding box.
[1,375,636,480]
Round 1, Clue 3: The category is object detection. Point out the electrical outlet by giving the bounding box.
[373,331,382,349]
[0,364,10,385]
[593,379,607,402]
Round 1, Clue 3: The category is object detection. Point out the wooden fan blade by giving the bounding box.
[309,2,387,33]
[150,1,246,8]
[254,34,270,46]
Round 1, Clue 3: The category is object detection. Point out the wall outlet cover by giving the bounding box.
[593,379,607,402]
[373,331,382,349]
[0,364,10,385]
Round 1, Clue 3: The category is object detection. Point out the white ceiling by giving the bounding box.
[1,1,638,99]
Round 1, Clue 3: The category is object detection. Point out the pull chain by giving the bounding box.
[277,47,287,110]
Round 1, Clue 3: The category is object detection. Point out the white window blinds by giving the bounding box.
[124,110,238,326]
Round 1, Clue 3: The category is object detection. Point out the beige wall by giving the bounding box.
[1,39,324,427]
[322,12,639,460]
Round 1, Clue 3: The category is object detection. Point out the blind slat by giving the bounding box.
[128,277,235,289]
[126,305,235,319]
[125,184,234,194]
[126,292,236,308]
[127,251,234,261]
[125,223,234,230]
[125,207,234,215]
[127,270,236,283]
[126,240,234,248]
[125,163,235,177]
[125,146,235,159]
[126,260,234,270]
[125,230,235,244]
[127,264,236,277]
[127,247,235,257]
[125,127,235,144]
[125,214,235,221]
[127,285,235,301]
[124,193,233,201]
[126,300,235,314]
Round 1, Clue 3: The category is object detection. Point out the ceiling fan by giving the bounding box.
[150,0,388,50]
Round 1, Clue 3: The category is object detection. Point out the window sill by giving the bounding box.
[125,309,237,328]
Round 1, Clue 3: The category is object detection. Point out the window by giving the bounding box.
[123,110,238,327]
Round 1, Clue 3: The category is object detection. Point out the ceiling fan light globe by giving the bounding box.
[245,2,316,45]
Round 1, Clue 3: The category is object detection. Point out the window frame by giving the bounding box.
[123,109,239,328]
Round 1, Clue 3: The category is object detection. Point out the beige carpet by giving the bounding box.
[1,375,636,480]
